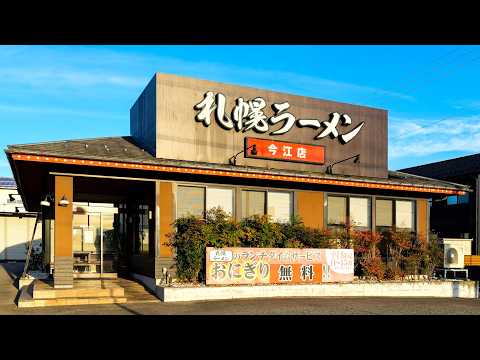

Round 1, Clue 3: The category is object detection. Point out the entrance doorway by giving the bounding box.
[72,203,120,278]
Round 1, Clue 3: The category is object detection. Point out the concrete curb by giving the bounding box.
[157,280,479,302]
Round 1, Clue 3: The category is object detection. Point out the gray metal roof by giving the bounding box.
[400,153,480,180]
[5,136,471,192]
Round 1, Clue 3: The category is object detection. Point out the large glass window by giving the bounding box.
[327,195,371,231]
[267,192,292,223]
[447,193,470,205]
[206,187,233,215]
[241,190,265,218]
[327,196,347,228]
[241,190,293,223]
[177,186,205,218]
[375,198,415,233]
[350,197,371,230]
[376,199,393,231]
[396,200,414,230]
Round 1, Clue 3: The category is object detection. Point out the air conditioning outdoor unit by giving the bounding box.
[440,238,473,269]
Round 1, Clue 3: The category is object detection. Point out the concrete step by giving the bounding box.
[18,282,127,308]
[19,294,128,308]
[34,288,125,299]
[32,280,125,299]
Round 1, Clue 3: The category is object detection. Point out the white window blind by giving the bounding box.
[396,200,414,230]
[376,199,393,227]
[267,192,292,223]
[350,197,370,228]
[206,188,233,216]
[328,196,347,225]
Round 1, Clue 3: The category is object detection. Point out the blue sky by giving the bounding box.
[1,45,480,177]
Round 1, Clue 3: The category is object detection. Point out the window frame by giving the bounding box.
[175,184,235,220]
[206,186,235,217]
[266,190,294,223]
[326,194,372,231]
[375,197,416,233]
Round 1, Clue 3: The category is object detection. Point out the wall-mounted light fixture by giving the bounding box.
[326,154,360,175]
[58,195,70,207]
[229,144,257,166]
[40,194,54,207]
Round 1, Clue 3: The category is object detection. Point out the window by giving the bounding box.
[137,204,149,255]
[177,185,235,219]
[447,195,458,205]
[241,190,293,223]
[327,196,347,229]
[267,192,292,223]
[206,187,233,215]
[375,198,415,233]
[350,197,371,230]
[396,200,414,230]
[327,195,371,231]
[376,199,393,231]
[177,186,205,218]
[241,190,265,218]
[458,193,470,204]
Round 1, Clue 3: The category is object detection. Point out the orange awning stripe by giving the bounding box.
[10,153,465,195]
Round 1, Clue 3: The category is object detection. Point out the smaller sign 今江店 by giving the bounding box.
[206,247,354,285]
[244,137,325,165]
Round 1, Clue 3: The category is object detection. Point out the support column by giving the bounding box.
[54,175,73,288]
[154,181,176,282]
[416,199,429,244]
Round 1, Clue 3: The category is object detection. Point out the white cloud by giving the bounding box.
[389,114,480,158]
[0,67,148,89]
[0,46,414,102]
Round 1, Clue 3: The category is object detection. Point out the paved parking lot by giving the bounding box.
[1,295,479,315]
[1,262,479,315]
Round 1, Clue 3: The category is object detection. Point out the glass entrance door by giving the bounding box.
[73,203,119,277]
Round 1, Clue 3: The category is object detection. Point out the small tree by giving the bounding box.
[167,216,206,282]
[352,230,383,279]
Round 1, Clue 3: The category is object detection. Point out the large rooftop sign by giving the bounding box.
[194,92,364,144]
[130,73,388,178]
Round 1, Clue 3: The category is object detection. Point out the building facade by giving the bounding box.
[5,73,468,288]
[401,154,480,255]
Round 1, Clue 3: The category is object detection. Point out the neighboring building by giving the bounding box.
[401,154,480,255]
[5,73,469,289]
[0,177,41,261]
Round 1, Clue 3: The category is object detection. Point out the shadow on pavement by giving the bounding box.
[0,261,25,281]
[114,302,143,315]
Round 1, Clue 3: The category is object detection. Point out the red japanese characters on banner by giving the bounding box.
[244,137,325,164]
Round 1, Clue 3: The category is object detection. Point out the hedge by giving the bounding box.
[166,207,443,283]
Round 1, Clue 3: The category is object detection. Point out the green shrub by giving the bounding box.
[204,207,244,248]
[168,208,443,283]
[239,214,285,248]
[167,216,206,282]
